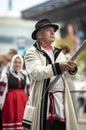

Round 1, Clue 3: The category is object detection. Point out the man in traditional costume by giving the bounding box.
[22,19,79,130]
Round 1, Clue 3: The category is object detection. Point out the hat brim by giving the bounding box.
[32,24,59,40]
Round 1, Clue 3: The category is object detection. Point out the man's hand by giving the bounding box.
[59,60,77,72]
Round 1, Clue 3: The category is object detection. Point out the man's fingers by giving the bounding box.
[59,60,77,71]
[67,61,77,70]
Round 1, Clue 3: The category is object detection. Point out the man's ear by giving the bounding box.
[36,31,43,39]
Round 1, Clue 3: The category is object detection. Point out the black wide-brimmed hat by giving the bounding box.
[32,19,59,40]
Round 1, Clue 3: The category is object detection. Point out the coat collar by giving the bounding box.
[33,41,62,61]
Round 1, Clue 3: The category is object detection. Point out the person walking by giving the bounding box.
[0,54,30,130]
[22,19,79,130]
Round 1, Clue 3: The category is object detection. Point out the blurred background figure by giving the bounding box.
[0,49,18,76]
[77,86,86,118]
[8,49,18,59]
[59,45,71,60]
[78,86,85,110]
[66,23,81,53]
[0,53,10,76]
[0,54,30,130]
[55,22,81,56]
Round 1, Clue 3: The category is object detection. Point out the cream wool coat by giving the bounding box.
[23,43,79,130]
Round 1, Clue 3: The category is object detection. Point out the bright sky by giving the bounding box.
[0,0,48,12]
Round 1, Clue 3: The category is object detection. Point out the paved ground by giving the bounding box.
[78,107,86,130]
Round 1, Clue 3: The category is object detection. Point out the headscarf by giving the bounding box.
[10,54,24,79]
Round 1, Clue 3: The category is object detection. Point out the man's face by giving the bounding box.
[37,26,55,45]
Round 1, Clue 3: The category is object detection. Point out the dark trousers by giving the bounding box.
[46,119,66,130]
[0,109,2,130]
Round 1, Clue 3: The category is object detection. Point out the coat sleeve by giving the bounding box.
[24,49,62,81]
[0,73,8,109]
[56,51,78,75]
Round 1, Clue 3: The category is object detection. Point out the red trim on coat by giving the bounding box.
[48,90,64,123]
[47,115,65,122]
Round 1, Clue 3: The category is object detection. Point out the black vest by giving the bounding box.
[7,72,26,90]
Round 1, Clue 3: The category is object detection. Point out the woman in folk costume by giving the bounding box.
[0,54,30,130]
[22,19,79,130]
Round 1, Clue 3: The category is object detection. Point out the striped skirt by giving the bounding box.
[2,89,28,130]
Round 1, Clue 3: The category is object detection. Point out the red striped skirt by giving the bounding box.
[2,89,28,130]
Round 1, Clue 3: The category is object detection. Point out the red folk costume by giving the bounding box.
[0,55,30,130]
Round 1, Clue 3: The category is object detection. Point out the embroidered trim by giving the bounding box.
[22,119,31,129]
[52,63,62,75]
[47,115,65,122]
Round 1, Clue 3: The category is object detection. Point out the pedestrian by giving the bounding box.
[0,54,30,130]
[22,19,79,130]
